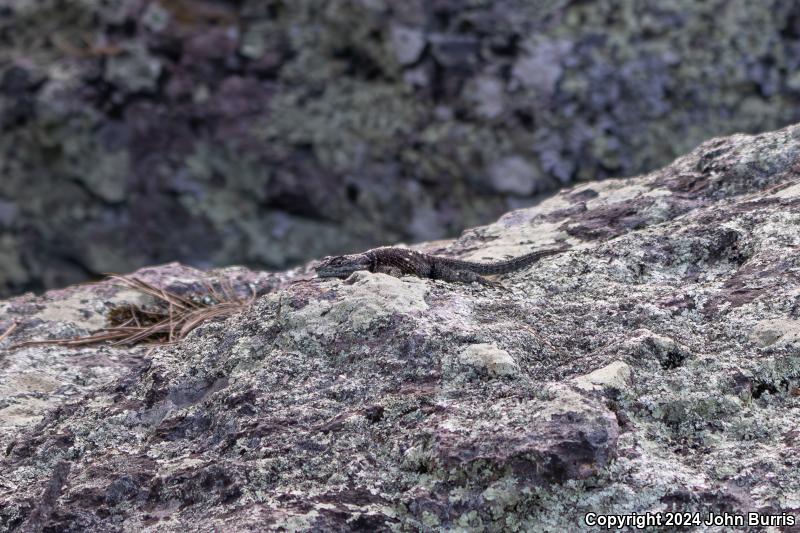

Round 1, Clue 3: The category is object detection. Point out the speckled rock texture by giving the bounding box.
[3,126,800,532]
[5,1,800,298]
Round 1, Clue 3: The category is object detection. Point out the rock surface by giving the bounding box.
[2,124,800,531]
[5,1,800,297]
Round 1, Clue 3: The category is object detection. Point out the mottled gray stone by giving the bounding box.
[451,343,520,379]
[0,199,17,226]
[104,46,163,94]
[463,74,506,119]
[2,112,800,533]
[488,155,541,195]
[512,38,573,98]
[390,24,426,66]
[5,0,800,301]
[573,360,633,392]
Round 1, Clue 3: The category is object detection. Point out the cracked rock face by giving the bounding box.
[2,124,800,530]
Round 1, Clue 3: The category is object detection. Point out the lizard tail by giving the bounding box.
[437,245,568,275]
[480,245,568,275]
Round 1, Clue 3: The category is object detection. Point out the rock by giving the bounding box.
[512,38,573,99]
[448,342,520,379]
[390,24,426,66]
[463,74,506,119]
[5,1,800,298]
[428,33,480,68]
[751,318,800,348]
[623,331,694,371]
[488,155,541,195]
[573,360,632,392]
[0,199,17,227]
[3,124,800,530]
[141,2,170,33]
[426,385,619,487]
[105,45,163,94]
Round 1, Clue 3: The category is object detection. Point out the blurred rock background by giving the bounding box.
[2,0,800,297]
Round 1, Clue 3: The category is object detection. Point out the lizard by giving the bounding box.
[315,245,567,287]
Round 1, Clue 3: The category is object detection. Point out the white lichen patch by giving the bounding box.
[772,181,800,199]
[0,397,53,428]
[282,272,428,335]
[750,318,800,348]
[447,343,520,380]
[463,219,572,261]
[572,360,633,392]
[584,180,655,209]
[33,287,147,332]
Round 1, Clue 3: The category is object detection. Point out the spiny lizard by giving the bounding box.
[315,246,567,287]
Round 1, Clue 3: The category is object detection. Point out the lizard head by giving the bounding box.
[315,253,372,278]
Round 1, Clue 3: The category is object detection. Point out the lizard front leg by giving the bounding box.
[376,265,405,278]
[343,265,404,285]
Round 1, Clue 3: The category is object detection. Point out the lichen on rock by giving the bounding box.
[5,0,800,297]
[2,124,800,530]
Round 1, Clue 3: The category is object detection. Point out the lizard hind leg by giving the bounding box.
[437,266,506,289]
[469,273,507,290]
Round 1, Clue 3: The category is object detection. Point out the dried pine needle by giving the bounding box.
[0,321,18,344]
[11,276,256,350]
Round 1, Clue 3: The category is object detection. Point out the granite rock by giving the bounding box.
[1,124,800,530]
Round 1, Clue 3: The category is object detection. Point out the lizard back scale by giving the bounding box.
[315,246,567,287]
